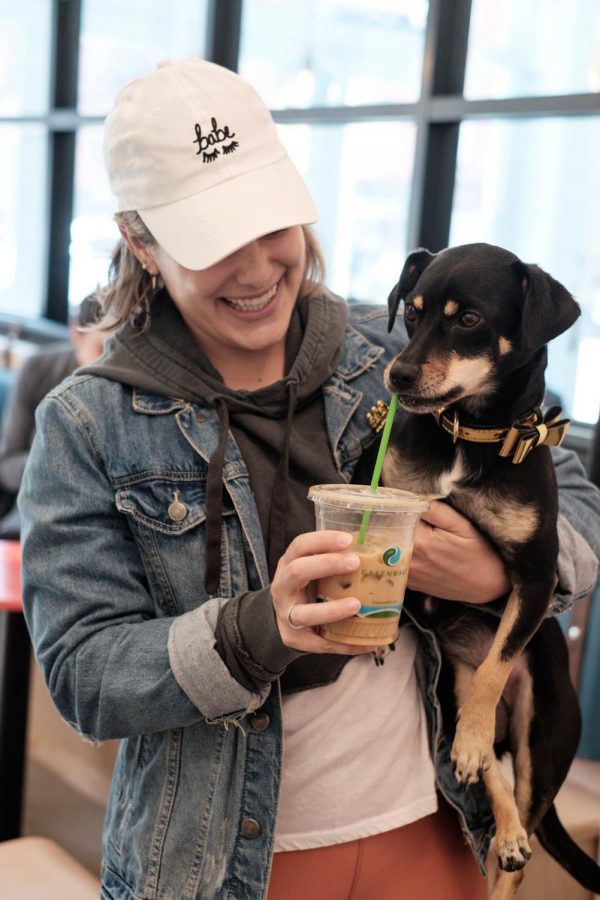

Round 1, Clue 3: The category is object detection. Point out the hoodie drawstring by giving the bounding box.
[204,398,230,595]
[267,380,298,578]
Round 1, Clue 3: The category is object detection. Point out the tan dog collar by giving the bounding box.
[433,406,571,464]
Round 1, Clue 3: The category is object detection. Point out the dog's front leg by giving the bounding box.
[453,660,532,871]
[451,587,543,786]
[490,868,525,900]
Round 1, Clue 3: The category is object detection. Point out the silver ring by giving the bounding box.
[286,605,304,630]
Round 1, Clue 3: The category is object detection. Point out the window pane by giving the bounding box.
[78,0,208,116]
[450,117,600,425]
[0,1,52,114]
[240,0,428,108]
[281,121,416,303]
[69,126,120,306]
[0,125,47,318]
[465,0,600,99]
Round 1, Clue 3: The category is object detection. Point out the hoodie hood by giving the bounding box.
[82,289,348,592]
[83,287,347,412]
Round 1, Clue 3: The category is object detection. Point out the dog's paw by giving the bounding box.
[451,717,494,786]
[495,827,532,872]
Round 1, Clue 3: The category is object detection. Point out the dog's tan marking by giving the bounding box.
[511,669,534,826]
[490,869,525,900]
[452,590,523,782]
[412,294,424,310]
[457,492,538,547]
[402,352,494,402]
[487,677,535,900]
[442,352,493,397]
[454,661,531,874]
[499,336,512,355]
[484,760,531,871]
[444,299,459,317]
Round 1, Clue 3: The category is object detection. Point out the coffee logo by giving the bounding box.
[382,546,401,566]
[193,117,239,163]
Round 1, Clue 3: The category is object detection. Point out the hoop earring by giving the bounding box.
[151,274,157,292]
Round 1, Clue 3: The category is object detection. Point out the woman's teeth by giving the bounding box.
[225,284,277,311]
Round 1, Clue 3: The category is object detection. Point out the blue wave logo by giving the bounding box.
[359,605,402,619]
[382,546,401,566]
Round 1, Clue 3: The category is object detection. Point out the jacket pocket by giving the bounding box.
[115,473,236,613]
[115,475,208,535]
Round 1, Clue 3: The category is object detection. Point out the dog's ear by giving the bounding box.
[512,261,580,351]
[388,248,436,332]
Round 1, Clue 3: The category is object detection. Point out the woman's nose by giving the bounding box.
[232,239,273,287]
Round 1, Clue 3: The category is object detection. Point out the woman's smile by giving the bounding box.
[221,280,280,317]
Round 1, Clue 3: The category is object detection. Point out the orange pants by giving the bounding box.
[267,799,488,900]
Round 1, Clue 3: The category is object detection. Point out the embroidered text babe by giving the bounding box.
[193,117,239,163]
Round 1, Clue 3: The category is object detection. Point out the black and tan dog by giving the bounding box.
[382,242,600,899]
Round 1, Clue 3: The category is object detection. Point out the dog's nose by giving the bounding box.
[388,361,419,391]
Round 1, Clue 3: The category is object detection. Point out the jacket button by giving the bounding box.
[167,492,188,523]
[240,818,261,839]
[251,711,270,732]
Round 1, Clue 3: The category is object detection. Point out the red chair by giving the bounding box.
[0,540,30,841]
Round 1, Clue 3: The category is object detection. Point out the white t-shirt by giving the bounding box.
[273,625,437,851]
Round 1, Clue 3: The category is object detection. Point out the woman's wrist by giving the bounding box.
[214,589,305,692]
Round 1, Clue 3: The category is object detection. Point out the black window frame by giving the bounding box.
[2,0,599,424]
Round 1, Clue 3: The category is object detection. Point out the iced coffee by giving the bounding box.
[308,485,429,646]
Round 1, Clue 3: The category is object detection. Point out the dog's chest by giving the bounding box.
[382,444,539,549]
[382,443,466,499]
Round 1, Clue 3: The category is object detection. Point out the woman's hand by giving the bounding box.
[271,530,379,655]
[407,501,511,603]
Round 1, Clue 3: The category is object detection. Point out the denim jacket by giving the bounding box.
[20,305,600,900]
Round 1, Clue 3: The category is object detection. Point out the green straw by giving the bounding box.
[357,392,399,545]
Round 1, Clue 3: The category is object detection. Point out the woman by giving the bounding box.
[19,59,600,900]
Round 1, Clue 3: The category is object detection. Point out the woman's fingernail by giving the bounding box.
[338,533,353,547]
[345,553,360,569]
[347,598,361,613]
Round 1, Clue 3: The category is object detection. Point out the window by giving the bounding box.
[0,4,52,319]
[0,126,47,319]
[240,0,427,108]
[69,0,209,303]
[1,0,599,428]
[70,126,120,307]
[281,121,416,302]
[465,0,600,99]
[0,3,52,116]
[451,117,600,421]
[239,0,428,302]
[78,0,208,115]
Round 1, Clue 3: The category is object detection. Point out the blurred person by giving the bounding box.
[0,295,104,536]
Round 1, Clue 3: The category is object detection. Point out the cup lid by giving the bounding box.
[308,484,430,512]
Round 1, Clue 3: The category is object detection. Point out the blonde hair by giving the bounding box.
[96,213,326,333]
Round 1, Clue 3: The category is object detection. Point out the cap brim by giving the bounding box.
[137,155,318,270]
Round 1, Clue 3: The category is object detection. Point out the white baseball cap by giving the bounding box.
[103,58,318,270]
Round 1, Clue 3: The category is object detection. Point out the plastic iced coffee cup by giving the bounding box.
[308,484,430,647]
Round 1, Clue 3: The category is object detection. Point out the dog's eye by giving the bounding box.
[458,311,481,328]
[404,302,417,323]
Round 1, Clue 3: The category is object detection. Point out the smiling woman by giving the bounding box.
[18,56,600,900]
[127,225,307,389]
